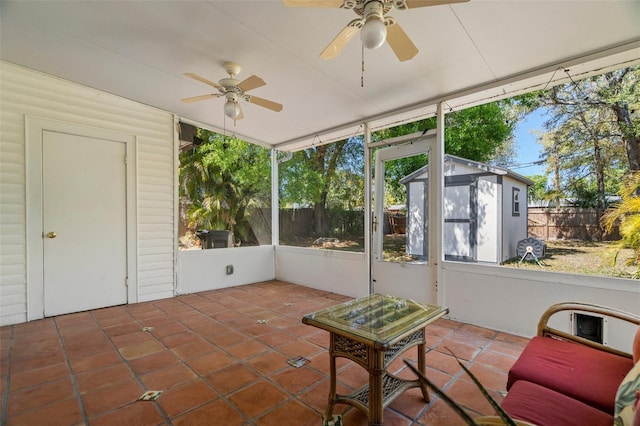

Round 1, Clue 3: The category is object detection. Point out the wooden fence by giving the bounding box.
[528,207,620,241]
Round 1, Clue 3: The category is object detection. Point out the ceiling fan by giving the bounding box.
[181,62,283,120]
[283,0,469,62]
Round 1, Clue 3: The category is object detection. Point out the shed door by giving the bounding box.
[443,178,477,261]
[42,131,128,316]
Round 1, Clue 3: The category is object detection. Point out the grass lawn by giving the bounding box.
[190,232,638,279]
[299,236,638,279]
[502,240,638,279]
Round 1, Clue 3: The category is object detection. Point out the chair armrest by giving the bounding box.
[537,302,640,359]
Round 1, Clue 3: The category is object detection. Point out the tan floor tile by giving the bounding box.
[277,340,324,358]
[473,350,518,373]
[225,339,269,360]
[9,362,70,391]
[434,339,483,362]
[6,378,75,416]
[156,379,218,418]
[342,406,413,426]
[255,330,296,348]
[207,330,248,348]
[69,350,122,374]
[128,350,179,375]
[90,399,165,426]
[270,366,325,395]
[75,363,133,392]
[246,351,289,376]
[82,378,143,418]
[227,380,288,419]
[205,362,259,395]
[418,398,468,426]
[172,399,245,426]
[171,339,216,360]
[140,363,197,390]
[186,350,236,376]
[255,400,321,426]
[445,378,494,416]
[298,378,351,414]
[425,350,465,376]
[119,339,164,360]
[1,282,513,426]
[5,397,82,426]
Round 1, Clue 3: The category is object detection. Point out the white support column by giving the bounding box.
[271,148,279,247]
[432,102,446,306]
[364,122,373,294]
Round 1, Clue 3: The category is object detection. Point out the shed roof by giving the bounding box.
[399,154,534,185]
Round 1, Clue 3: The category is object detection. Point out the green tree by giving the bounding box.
[527,174,552,204]
[279,102,515,237]
[279,137,363,236]
[179,131,271,244]
[523,66,639,208]
[373,102,515,163]
[373,102,515,207]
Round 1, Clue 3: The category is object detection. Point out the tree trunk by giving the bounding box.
[314,193,329,236]
[611,103,640,171]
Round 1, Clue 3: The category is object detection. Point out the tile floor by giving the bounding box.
[0,280,529,425]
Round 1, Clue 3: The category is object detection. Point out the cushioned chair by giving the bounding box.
[503,302,640,426]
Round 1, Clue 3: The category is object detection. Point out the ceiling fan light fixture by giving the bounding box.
[361,16,387,49]
[224,100,241,119]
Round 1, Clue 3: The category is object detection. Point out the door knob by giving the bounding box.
[46,232,57,239]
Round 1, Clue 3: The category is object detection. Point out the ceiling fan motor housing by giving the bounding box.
[219,78,241,90]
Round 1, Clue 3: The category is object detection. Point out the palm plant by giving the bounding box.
[179,131,270,244]
[601,172,640,277]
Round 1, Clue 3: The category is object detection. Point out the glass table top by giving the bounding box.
[302,293,448,346]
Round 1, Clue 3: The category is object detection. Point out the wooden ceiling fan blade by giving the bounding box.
[320,20,361,60]
[404,0,469,8]
[184,72,222,89]
[237,75,266,92]
[386,22,418,62]
[181,94,218,104]
[283,0,344,8]
[248,95,283,112]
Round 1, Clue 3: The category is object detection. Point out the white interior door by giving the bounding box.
[371,137,437,304]
[42,131,128,316]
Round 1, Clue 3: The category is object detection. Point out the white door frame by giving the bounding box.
[368,130,439,304]
[26,116,137,320]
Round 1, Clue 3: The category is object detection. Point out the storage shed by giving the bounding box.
[400,155,532,263]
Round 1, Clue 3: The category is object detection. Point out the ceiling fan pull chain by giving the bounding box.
[361,44,365,88]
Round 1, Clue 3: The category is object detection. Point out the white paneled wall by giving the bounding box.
[0,61,176,325]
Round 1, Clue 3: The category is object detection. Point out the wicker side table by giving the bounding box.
[302,294,448,426]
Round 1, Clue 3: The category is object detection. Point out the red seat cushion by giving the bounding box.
[502,380,614,426]
[507,336,633,413]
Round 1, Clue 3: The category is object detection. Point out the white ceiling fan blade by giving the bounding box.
[184,72,223,89]
[386,22,418,62]
[320,19,362,60]
[403,0,469,8]
[248,95,283,112]
[181,94,219,104]
[237,75,266,92]
[283,0,344,8]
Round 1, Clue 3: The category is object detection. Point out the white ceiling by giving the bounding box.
[1,0,639,151]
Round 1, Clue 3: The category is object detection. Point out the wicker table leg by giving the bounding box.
[324,332,338,424]
[417,341,430,402]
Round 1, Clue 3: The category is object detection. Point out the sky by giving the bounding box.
[510,108,547,178]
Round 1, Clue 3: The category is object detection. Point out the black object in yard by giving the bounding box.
[196,230,234,249]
